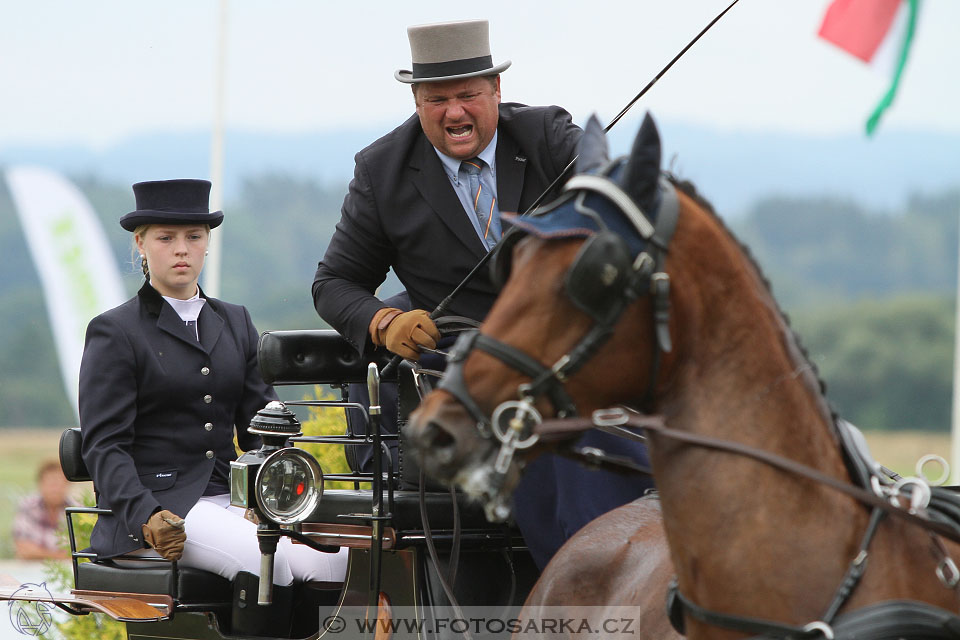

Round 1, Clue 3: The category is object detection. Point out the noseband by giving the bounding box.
[437,167,679,517]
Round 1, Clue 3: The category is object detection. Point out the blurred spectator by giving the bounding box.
[12,460,74,560]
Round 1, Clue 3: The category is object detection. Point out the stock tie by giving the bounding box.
[461,158,501,249]
[185,320,199,341]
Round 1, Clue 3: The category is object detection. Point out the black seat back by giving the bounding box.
[258,330,394,384]
[259,329,414,483]
[60,427,90,482]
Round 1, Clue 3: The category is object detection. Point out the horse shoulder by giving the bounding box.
[520,496,682,639]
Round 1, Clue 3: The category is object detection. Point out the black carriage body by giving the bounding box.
[0,330,538,640]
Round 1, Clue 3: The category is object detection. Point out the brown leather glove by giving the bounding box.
[370,308,440,360]
[142,509,186,561]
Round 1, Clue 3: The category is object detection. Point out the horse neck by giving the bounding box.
[649,196,864,615]
[657,195,843,470]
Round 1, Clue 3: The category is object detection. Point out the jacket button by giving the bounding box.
[201,367,210,376]
[205,450,214,459]
[204,422,213,431]
[203,394,212,404]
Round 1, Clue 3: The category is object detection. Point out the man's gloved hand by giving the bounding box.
[370,308,440,360]
[142,509,186,561]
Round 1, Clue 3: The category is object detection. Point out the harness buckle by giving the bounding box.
[937,557,960,588]
[870,475,888,499]
[632,251,654,275]
[593,407,630,427]
[889,476,932,513]
[550,354,572,382]
[802,621,834,640]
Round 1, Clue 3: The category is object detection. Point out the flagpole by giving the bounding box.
[951,210,960,484]
[205,0,228,297]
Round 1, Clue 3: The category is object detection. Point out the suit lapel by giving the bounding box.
[495,131,526,215]
[157,303,205,352]
[411,135,488,260]
[154,295,224,355]
[197,302,224,354]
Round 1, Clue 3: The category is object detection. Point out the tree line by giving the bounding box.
[0,174,957,430]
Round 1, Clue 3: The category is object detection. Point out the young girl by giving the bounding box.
[78,179,346,634]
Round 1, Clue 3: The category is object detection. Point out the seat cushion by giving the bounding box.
[76,561,231,604]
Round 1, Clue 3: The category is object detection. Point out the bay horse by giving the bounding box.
[407,114,960,638]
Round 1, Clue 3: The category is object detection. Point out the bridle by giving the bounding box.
[436,161,679,519]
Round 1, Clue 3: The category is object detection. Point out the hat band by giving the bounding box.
[411,55,494,80]
[142,205,210,213]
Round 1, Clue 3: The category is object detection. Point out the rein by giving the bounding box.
[537,410,960,546]
[535,409,960,638]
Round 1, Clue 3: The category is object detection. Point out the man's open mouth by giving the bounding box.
[447,124,473,139]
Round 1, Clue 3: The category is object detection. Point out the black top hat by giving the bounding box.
[119,179,224,231]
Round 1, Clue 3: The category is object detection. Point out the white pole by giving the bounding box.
[204,0,228,297]
[951,210,960,485]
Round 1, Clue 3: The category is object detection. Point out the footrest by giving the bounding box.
[0,580,167,623]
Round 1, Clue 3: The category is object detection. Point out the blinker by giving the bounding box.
[564,232,633,324]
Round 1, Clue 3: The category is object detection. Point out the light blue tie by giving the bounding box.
[461,158,501,249]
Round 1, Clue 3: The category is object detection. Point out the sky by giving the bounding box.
[2,0,959,150]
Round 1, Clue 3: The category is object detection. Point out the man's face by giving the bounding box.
[415,75,501,160]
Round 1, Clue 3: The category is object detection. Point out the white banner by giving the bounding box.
[5,167,126,423]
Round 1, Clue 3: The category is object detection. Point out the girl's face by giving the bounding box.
[135,225,209,299]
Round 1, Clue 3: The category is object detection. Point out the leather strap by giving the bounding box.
[538,413,960,545]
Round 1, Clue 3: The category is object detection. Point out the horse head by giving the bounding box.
[407,113,685,519]
[408,114,960,634]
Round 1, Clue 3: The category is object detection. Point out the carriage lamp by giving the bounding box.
[254,447,324,524]
[230,400,305,510]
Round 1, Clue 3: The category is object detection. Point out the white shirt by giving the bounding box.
[158,285,206,340]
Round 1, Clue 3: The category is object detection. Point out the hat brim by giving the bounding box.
[395,60,511,84]
[120,210,224,232]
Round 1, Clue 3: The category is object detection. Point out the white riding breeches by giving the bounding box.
[123,494,348,586]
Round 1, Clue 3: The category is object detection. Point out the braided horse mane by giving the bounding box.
[665,173,846,449]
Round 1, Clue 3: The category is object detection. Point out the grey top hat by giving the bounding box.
[395,19,511,84]
[120,179,224,231]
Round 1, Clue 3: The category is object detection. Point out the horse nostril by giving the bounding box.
[426,420,456,450]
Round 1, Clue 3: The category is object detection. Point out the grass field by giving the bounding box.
[0,427,954,558]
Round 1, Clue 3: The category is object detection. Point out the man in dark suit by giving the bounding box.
[313,19,580,355]
[313,20,653,569]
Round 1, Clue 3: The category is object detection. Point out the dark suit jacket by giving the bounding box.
[313,102,582,351]
[78,282,276,558]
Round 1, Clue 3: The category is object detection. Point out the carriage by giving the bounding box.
[0,329,539,639]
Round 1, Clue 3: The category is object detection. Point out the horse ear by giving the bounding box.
[621,112,662,212]
[575,114,609,174]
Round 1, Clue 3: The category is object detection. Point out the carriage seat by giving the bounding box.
[257,329,394,385]
[59,427,232,605]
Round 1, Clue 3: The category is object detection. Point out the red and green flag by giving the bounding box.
[818,0,921,135]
